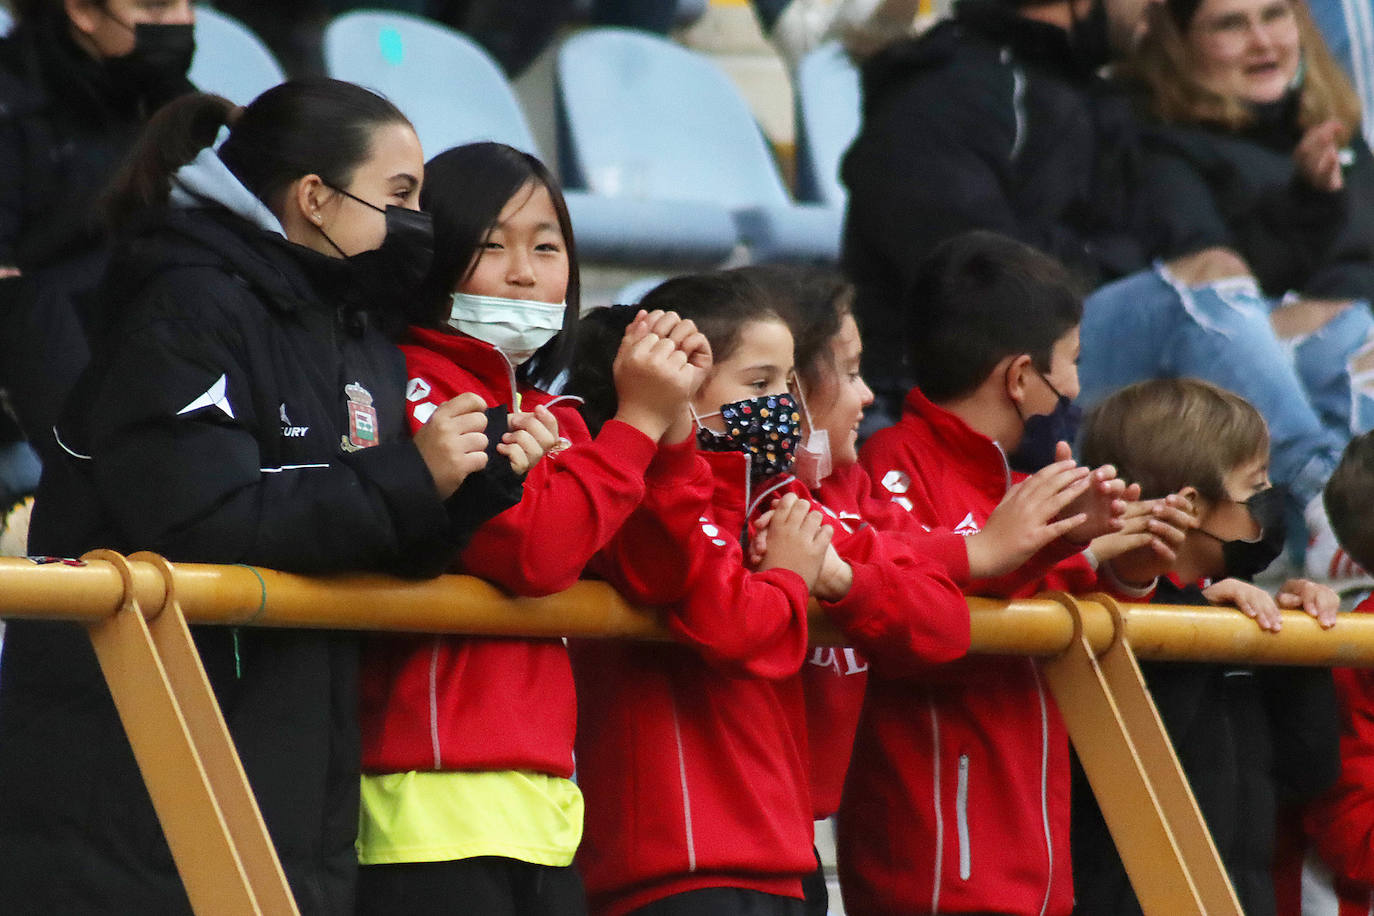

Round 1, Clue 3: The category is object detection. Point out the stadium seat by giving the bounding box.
[557,27,840,262]
[0,7,11,36]
[323,10,539,156]
[794,41,860,209]
[323,12,735,267]
[189,6,285,105]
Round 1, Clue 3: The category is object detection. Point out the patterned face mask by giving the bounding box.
[695,392,803,483]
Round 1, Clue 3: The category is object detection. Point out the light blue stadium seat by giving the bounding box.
[323,10,538,157]
[563,191,738,266]
[0,7,11,36]
[189,6,285,105]
[794,42,860,209]
[323,12,734,267]
[558,27,840,263]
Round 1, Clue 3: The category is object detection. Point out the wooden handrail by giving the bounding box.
[1,555,1369,665]
[0,551,1362,916]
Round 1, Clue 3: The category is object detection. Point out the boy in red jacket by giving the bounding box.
[846,231,1185,916]
[1288,431,1374,914]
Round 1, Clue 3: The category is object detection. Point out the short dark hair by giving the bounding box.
[1325,432,1374,573]
[737,265,854,394]
[415,142,580,391]
[1080,378,1268,500]
[906,231,1083,402]
[564,305,641,437]
[638,269,783,366]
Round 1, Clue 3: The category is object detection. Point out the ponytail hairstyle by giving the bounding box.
[414,142,581,391]
[565,304,642,437]
[105,78,412,227]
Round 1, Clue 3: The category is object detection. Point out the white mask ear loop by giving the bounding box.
[790,372,833,488]
[689,403,722,438]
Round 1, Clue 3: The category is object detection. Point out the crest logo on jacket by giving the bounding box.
[342,382,379,451]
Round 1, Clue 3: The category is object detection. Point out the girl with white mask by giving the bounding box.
[355,142,710,916]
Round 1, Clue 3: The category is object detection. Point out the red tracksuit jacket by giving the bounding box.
[842,387,1122,916]
[359,327,682,777]
[575,445,973,914]
[1283,594,1374,915]
[804,461,973,818]
[573,450,816,915]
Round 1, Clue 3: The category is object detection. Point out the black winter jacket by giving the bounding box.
[1070,578,1340,916]
[841,0,1153,390]
[1141,97,1374,302]
[0,205,520,915]
[0,12,192,460]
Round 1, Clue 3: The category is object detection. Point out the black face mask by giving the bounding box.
[1010,372,1083,473]
[319,186,435,316]
[1200,486,1288,582]
[1067,0,1113,73]
[104,22,196,103]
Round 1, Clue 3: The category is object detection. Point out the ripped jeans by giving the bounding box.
[1079,265,1374,507]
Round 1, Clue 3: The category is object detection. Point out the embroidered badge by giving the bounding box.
[342,382,379,451]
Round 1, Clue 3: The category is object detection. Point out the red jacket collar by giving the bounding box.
[407,325,519,406]
[901,386,1013,501]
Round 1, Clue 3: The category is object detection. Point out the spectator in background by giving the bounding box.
[840,0,1155,431]
[1111,0,1374,582]
[0,0,196,504]
[840,0,1369,581]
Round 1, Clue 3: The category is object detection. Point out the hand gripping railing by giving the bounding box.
[4,552,1372,915]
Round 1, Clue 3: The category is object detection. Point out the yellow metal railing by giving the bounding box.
[3,552,1366,915]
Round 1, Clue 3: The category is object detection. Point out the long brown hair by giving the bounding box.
[1126,0,1361,139]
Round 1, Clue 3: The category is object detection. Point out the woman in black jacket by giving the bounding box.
[0,80,521,915]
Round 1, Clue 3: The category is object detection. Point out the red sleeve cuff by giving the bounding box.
[919,530,972,587]
[594,418,659,474]
[646,434,699,483]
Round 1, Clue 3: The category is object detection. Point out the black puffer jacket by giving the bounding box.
[0,202,520,915]
[1070,578,1340,916]
[1142,96,1374,301]
[841,0,1153,391]
[0,11,193,461]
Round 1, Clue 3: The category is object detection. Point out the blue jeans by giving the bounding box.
[1079,266,1374,507]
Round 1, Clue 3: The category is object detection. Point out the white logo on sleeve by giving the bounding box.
[412,402,437,424]
[881,469,913,512]
[700,516,729,548]
[177,373,234,419]
[954,512,981,536]
[406,378,432,402]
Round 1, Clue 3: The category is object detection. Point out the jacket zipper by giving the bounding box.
[669,695,697,872]
[1032,661,1054,916]
[956,753,971,880]
[929,700,944,912]
[428,638,443,769]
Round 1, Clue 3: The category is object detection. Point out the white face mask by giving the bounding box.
[789,373,832,489]
[447,291,566,366]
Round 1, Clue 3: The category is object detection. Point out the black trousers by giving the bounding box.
[628,887,806,916]
[356,856,587,916]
